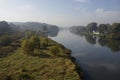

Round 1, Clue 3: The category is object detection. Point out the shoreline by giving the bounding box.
[0,36,84,80]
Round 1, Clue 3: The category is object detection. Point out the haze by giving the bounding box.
[0,0,120,26]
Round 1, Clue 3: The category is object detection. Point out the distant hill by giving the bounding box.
[0,21,12,34]
[9,22,59,37]
[0,21,59,37]
[10,22,59,32]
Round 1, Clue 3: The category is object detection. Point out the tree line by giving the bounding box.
[70,22,120,39]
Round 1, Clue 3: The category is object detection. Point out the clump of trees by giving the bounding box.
[21,34,61,56]
[21,36,41,55]
[86,22,98,33]
[70,22,120,39]
[98,24,108,34]
[22,30,52,55]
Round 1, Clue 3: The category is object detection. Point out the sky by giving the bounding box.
[0,0,120,26]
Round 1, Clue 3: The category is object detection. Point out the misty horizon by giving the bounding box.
[0,0,120,26]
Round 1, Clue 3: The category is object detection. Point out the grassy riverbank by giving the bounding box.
[0,37,83,80]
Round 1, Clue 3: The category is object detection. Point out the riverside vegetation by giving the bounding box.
[70,22,120,52]
[0,21,83,80]
[70,22,120,40]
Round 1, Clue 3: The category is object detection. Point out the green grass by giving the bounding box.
[0,37,82,80]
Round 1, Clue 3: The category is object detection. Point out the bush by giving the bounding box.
[21,40,34,54]
[21,36,41,55]
[41,37,50,48]
[50,46,60,55]
[41,41,48,49]
[0,35,12,46]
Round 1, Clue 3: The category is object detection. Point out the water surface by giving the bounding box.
[50,30,120,80]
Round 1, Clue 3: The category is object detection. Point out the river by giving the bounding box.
[50,29,120,80]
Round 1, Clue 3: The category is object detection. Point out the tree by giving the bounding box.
[107,23,120,39]
[110,23,120,33]
[0,35,12,46]
[29,36,40,48]
[98,24,108,34]
[21,36,41,55]
[86,22,98,33]
[21,39,34,54]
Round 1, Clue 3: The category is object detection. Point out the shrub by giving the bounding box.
[41,41,48,49]
[50,46,60,55]
[21,36,41,55]
[21,40,34,54]
[0,35,12,46]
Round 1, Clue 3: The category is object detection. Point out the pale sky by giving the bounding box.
[0,0,120,26]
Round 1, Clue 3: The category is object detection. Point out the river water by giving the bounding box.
[50,29,120,80]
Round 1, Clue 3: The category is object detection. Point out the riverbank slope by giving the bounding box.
[0,36,83,80]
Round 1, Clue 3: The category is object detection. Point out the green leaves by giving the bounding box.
[21,36,41,55]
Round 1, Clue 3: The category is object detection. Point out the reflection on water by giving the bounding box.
[50,29,120,80]
[98,37,120,52]
[71,31,120,52]
[85,35,96,45]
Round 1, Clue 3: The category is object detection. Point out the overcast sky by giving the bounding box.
[0,0,120,26]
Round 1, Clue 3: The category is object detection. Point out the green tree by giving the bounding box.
[86,22,98,33]
[98,24,108,34]
[29,36,40,48]
[0,35,12,46]
[107,23,120,39]
[21,36,41,55]
[110,23,120,33]
[21,39,34,54]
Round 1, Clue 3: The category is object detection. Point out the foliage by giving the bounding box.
[86,22,98,32]
[110,23,120,33]
[0,34,12,46]
[50,46,60,55]
[41,38,49,49]
[70,22,120,40]
[98,24,108,34]
[41,41,48,49]
[21,36,41,55]
[106,23,120,39]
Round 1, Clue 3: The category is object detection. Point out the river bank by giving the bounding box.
[0,36,84,80]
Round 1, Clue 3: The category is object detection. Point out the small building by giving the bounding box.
[93,31,100,35]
